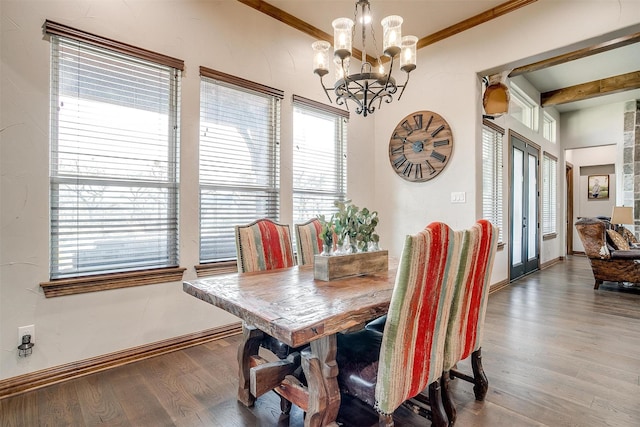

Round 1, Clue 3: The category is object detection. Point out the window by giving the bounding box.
[292,96,348,224]
[543,153,558,236]
[47,22,182,286]
[482,120,504,244]
[509,82,538,130]
[543,112,557,143]
[199,68,283,264]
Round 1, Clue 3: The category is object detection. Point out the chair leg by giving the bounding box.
[471,348,489,401]
[440,371,456,425]
[280,395,292,414]
[594,279,602,290]
[428,380,449,427]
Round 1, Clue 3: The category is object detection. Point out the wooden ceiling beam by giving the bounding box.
[416,0,537,50]
[510,31,640,77]
[541,71,640,107]
[236,0,373,63]
[238,0,537,64]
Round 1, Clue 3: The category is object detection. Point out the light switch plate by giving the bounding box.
[451,191,466,203]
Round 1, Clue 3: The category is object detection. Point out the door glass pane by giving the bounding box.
[512,147,523,265]
[528,153,537,260]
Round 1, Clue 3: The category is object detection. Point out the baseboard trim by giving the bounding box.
[540,256,565,270]
[489,278,510,294]
[0,322,242,400]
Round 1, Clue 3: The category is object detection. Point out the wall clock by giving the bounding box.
[388,110,454,182]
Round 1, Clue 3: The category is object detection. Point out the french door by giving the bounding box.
[510,133,539,280]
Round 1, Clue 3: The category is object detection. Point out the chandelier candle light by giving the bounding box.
[312,0,417,117]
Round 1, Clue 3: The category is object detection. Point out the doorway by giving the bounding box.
[566,163,574,255]
[510,132,540,280]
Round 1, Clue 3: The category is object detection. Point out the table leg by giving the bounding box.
[237,323,263,406]
[301,334,340,427]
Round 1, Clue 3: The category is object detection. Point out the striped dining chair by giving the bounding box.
[235,218,296,274]
[234,218,299,413]
[294,218,323,266]
[334,222,460,426]
[440,219,498,424]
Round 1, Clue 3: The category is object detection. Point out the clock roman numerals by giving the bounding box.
[392,131,408,144]
[414,163,423,179]
[390,144,404,155]
[424,160,436,175]
[431,125,445,137]
[388,111,453,182]
[433,139,449,147]
[413,113,423,131]
[401,113,426,136]
[401,120,413,135]
[393,154,408,169]
[424,115,434,132]
[431,150,447,163]
[402,161,414,177]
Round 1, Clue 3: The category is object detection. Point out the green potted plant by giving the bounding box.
[317,213,334,256]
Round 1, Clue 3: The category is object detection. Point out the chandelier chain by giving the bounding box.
[311,0,417,116]
[369,16,383,70]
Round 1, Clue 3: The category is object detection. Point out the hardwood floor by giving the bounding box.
[2,256,640,426]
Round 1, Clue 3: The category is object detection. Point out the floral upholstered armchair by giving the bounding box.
[575,217,640,289]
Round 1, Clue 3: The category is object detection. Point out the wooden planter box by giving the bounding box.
[313,250,389,281]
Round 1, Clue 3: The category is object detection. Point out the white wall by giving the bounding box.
[371,0,640,276]
[566,145,618,252]
[562,102,626,149]
[0,0,376,379]
[2,0,640,379]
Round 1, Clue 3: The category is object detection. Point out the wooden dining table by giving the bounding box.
[183,259,398,427]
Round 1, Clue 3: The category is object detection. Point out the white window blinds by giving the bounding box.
[543,153,558,235]
[292,96,348,224]
[482,121,504,243]
[199,68,283,263]
[49,33,181,279]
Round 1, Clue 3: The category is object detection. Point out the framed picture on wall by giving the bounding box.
[588,175,609,200]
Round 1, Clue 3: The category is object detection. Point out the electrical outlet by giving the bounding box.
[18,325,35,346]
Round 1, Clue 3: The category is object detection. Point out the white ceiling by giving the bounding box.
[267,0,640,113]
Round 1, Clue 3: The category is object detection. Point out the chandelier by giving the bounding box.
[312,0,417,117]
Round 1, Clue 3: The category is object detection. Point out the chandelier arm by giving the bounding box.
[383,57,396,91]
[397,72,411,101]
[335,81,365,114]
[319,75,334,103]
[366,89,394,115]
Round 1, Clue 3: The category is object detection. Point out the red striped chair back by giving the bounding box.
[294,218,323,266]
[235,219,295,273]
[439,219,498,423]
[374,222,459,416]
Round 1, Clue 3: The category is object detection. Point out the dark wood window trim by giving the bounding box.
[543,151,558,162]
[194,261,239,277]
[44,20,184,71]
[200,66,284,99]
[292,94,350,119]
[482,118,505,135]
[40,267,186,298]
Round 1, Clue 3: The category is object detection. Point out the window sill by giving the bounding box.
[40,267,186,298]
[543,233,558,241]
[497,242,505,251]
[194,261,238,277]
